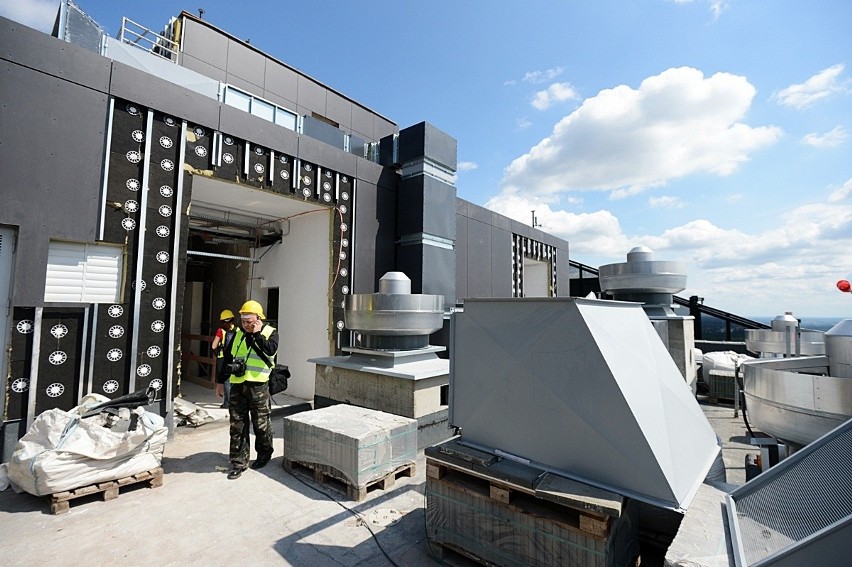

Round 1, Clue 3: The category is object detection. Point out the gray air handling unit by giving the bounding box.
[450,297,719,511]
[726,416,852,567]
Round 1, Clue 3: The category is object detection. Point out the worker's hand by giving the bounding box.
[215,383,224,398]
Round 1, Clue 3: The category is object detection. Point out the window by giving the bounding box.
[222,85,297,132]
[44,241,123,303]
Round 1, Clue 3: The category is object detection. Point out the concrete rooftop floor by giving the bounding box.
[0,380,751,566]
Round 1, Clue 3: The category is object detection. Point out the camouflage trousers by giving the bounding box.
[228,381,273,468]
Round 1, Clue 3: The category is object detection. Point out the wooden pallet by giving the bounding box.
[427,459,613,538]
[282,458,415,502]
[49,467,164,515]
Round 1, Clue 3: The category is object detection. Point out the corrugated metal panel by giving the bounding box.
[44,242,122,303]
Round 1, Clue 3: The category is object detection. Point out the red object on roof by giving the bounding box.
[838,279,851,293]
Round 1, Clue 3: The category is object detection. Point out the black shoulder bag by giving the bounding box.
[249,340,290,395]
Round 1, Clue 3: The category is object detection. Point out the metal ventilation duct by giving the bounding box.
[726,417,852,567]
[598,246,687,306]
[344,272,444,350]
[450,297,719,511]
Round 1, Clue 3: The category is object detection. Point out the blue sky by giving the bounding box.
[3,0,851,318]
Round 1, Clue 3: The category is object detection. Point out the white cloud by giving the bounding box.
[671,0,729,19]
[522,67,564,84]
[802,126,847,148]
[501,67,782,200]
[485,180,852,316]
[457,161,478,172]
[649,195,684,208]
[515,117,532,130]
[774,64,847,110]
[531,82,579,110]
[726,193,744,204]
[0,0,59,33]
[828,178,852,203]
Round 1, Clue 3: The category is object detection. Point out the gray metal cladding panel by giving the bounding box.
[109,61,220,129]
[7,307,35,421]
[556,247,571,297]
[352,181,395,293]
[464,221,493,298]
[180,18,229,71]
[34,308,86,414]
[325,92,353,131]
[219,104,296,155]
[0,17,111,92]
[263,61,299,105]
[0,62,106,212]
[351,104,377,142]
[226,40,266,89]
[455,216,469,300]
[491,228,513,297]
[179,53,227,83]
[298,135,358,178]
[296,77,328,115]
[224,74,264,99]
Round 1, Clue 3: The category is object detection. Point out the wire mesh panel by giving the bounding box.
[726,418,852,566]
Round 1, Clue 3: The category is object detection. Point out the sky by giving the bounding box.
[2,0,851,318]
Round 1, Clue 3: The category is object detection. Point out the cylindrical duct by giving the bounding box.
[825,319,852,379]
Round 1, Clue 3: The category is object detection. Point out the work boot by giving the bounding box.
[227,466,246,479]
[250,453,272,470]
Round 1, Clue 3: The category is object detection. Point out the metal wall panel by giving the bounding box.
[226,39,266,91]
[455,217,469,300]
[109,60,220,131]
[263,60,299,106]
[325,92,353,131]
[179,53,228,82]
[464,220,493,298]
[0,16,111,92]
[491,227,513,297]
[0,60,106,306]
[179,18,229,72]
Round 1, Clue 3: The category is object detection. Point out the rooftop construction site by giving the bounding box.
[1,2,850,566]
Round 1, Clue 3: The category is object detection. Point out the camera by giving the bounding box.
[223,358,247,377]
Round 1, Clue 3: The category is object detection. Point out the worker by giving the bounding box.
[215,299,278,479]
[211,309,236,408]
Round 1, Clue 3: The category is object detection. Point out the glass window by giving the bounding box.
[224,87,251,113]
[274,107,297,131]
[251,97,275,122]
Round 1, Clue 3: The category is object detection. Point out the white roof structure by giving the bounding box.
[450,297,719,511]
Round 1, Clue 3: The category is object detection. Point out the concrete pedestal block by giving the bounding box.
[309,353,452,449]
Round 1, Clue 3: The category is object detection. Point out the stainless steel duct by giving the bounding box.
[344,272,443,350]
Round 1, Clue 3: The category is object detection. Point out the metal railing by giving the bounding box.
[568,259,769,340]
[118,17,178,62]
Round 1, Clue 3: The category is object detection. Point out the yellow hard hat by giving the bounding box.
[219,309,235,321]
[239,300,265,319]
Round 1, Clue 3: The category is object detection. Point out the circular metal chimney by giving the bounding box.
[825,319,852,379]
[344,272,444,350]
[598,246,687,305]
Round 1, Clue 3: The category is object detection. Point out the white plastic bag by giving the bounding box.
[6,403,167,496]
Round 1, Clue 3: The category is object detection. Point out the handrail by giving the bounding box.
[118,17,178,61]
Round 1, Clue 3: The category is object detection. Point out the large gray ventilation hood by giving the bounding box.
[450,297,719,511]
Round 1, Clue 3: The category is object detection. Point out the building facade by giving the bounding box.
[0,4,569,459]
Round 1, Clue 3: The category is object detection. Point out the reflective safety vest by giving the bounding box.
[229,324,276,384]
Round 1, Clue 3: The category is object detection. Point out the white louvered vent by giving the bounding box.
[44,241,123,303]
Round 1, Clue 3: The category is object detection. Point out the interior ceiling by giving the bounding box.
[188,175,325,247]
